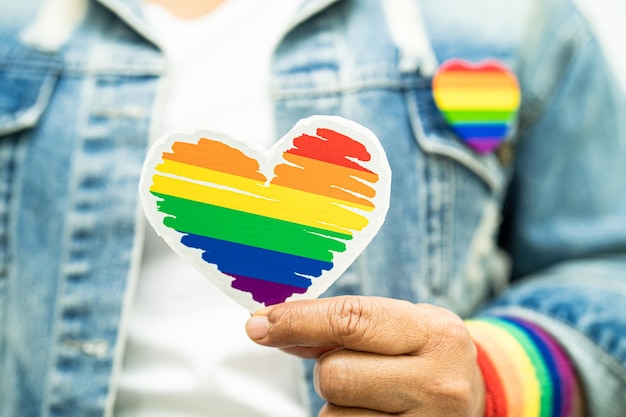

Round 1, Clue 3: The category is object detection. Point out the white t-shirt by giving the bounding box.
[114,2,308,416]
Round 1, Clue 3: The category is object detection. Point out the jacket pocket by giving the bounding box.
[0,44,59,288]
[0,44,60,135]
[401,86,513,313]
[405,86,509,193]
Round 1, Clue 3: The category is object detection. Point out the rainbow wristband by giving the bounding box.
[465,316,580,417]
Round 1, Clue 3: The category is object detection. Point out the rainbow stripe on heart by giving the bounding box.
[149,129,378,306]
[433,59,521,154]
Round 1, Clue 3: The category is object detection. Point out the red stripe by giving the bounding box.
[439,59,512,74]
[474,341,508,417]
[286,128,375,174]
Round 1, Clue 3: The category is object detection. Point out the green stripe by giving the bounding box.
[442,110,516,124]
[152,192,351,262]
[485,318,553,417]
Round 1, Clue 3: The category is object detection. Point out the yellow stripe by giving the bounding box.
[156,159,374,213]
[151,160,373,234]
[467,320,541,417]
[434,88,521,110]
[156,159,263,192]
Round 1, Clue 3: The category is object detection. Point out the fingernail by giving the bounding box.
[246,315,270,340]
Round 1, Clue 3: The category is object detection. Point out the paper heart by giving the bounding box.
[432,59,521,154]
[139,116,391,312]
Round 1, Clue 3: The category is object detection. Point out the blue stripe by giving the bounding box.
[180,233,333,288]
[453,123,508,138]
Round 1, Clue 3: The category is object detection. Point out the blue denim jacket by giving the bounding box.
[1,0,625,416]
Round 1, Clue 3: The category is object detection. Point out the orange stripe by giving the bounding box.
[434,71,518,89]
[162,138,266,181]
[273,153,378,208]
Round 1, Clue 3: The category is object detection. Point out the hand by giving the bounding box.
[246,296,485,417]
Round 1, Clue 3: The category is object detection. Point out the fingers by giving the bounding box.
[246,296,458,355]
[313,347,483,416]
[278,345,340,359]
[314,348,420,413]
[318,403,388,417]
[245,297,485,417]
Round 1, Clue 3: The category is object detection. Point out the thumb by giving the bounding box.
[246,296,432,355]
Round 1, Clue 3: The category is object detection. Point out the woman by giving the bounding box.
[1,0,625,416]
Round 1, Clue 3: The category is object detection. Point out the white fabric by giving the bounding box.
[382,0,438,75]
[573,0,626,91]
[114,1,308,416]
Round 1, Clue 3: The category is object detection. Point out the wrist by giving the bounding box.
[472,351,488,417]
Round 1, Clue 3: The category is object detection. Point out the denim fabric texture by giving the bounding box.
[0,0,625,416]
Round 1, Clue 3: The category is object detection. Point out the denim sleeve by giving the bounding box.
[490,3,626,416]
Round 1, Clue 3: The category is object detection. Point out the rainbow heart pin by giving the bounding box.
[139,116,391,312]
[432,59,521,154]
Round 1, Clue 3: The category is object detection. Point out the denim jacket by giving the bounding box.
[1,0,625,416]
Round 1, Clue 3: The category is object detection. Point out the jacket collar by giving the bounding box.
[94,0,342,46]
[95,0,157,45]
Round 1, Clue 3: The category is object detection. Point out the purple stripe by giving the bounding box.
[464,138,503,153]
[228,273,308,306]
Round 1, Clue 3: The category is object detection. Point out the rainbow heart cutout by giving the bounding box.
[432,59,521,154]
[139,116,391,312]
